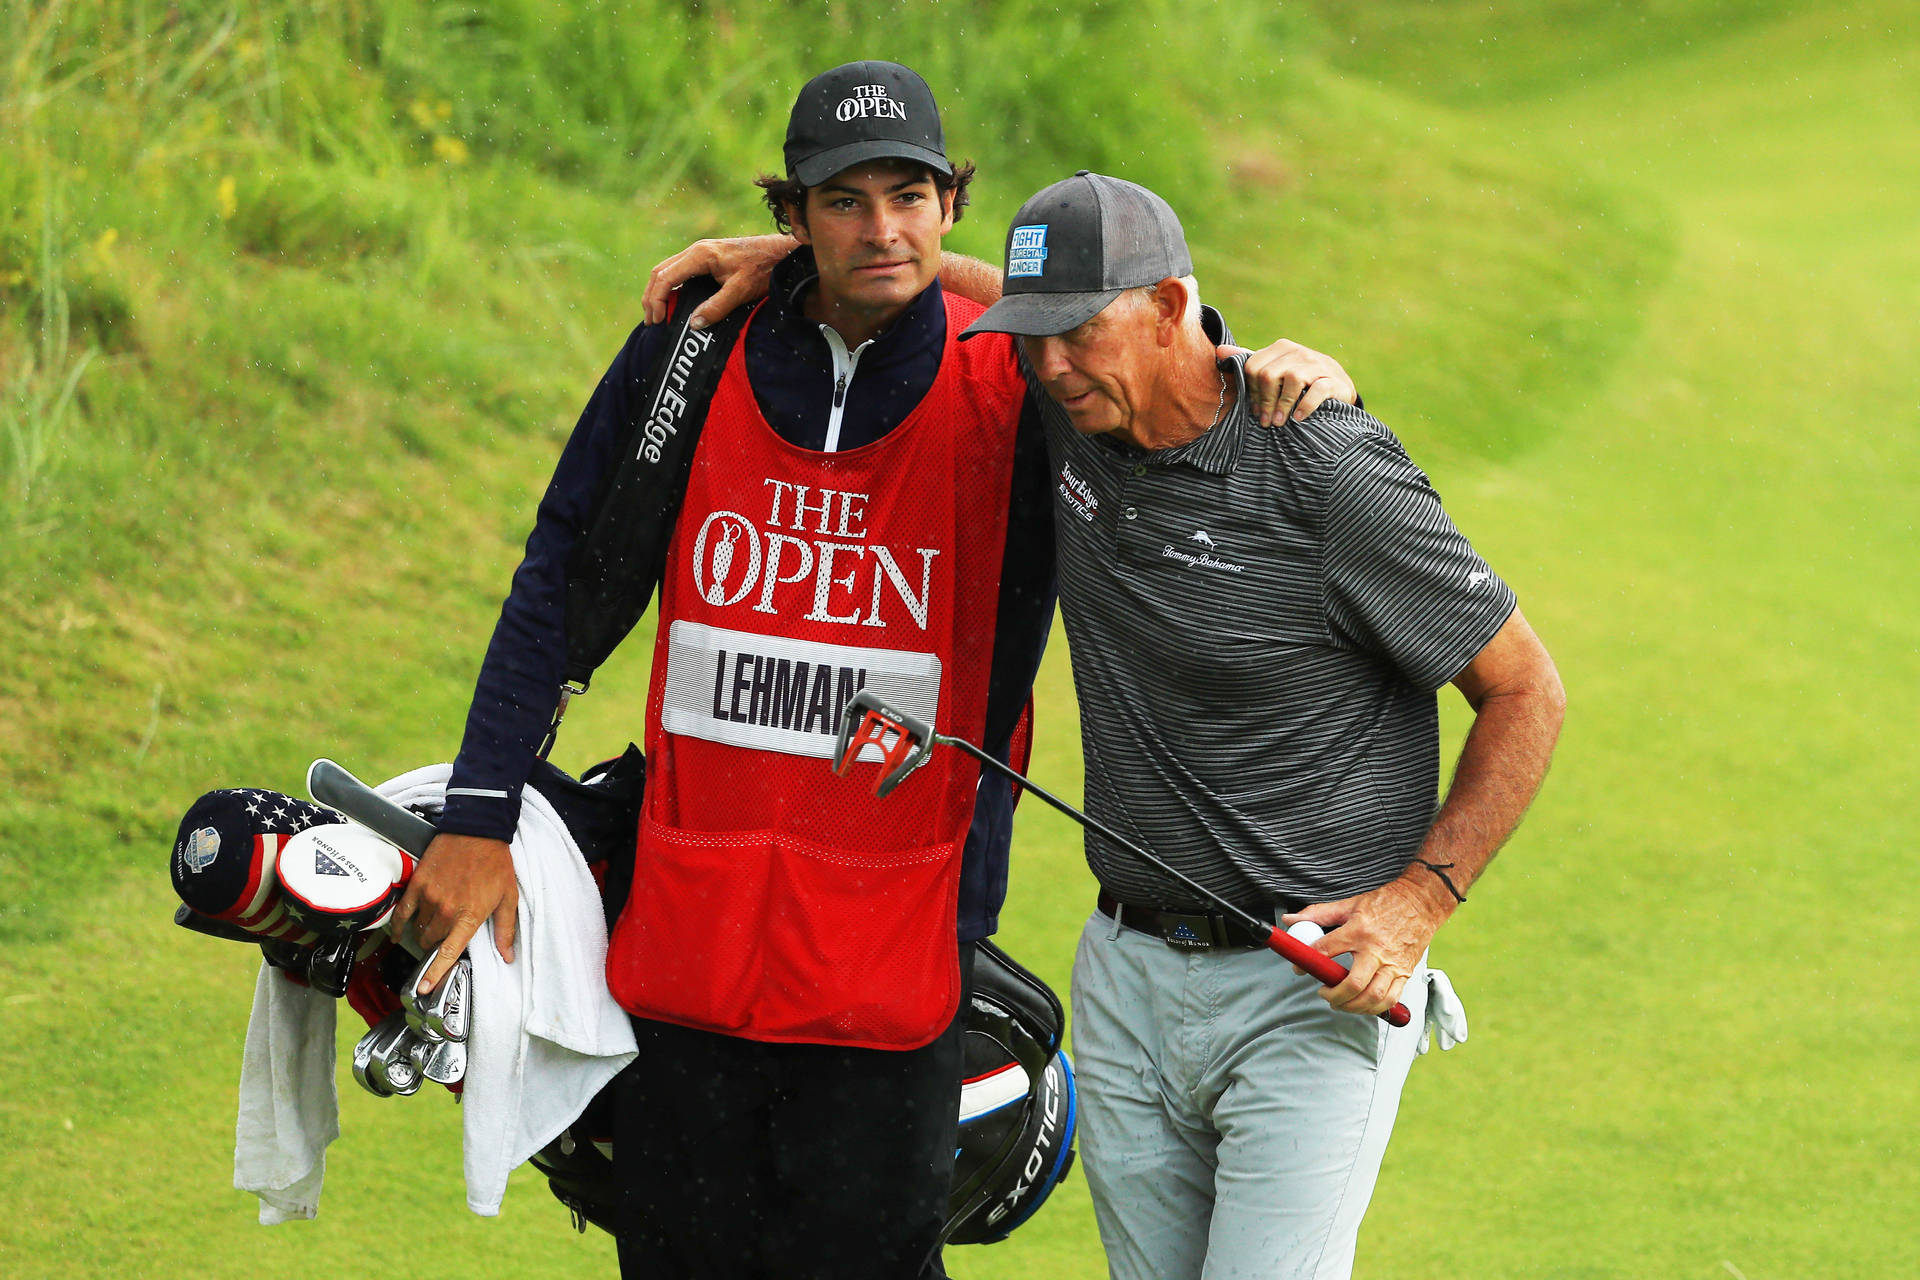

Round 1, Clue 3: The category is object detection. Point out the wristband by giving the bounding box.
[1416,859,1467,904]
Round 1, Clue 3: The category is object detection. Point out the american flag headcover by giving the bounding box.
[170,788,345,946]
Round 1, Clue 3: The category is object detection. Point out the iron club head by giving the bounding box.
[403,950,470,1044]
[363,1011,424,1096]
[410,1035,468,1086]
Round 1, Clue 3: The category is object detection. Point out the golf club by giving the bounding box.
[362,1010,425,1096]
[403,950,471,1044]
[352,1019,396,1098]
[833,690,1411,1028]
[306,758,438,859]
[410,1035,468,1086]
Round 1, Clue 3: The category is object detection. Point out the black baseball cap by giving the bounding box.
[961,171,1193,340]
[784,61,950,187]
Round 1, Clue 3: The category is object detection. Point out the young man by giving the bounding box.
[396,66,1354,1276]
[962,172,1566,1280]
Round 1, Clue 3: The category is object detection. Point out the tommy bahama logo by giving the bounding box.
[837,84,907,121]
[1162,543,1247,574]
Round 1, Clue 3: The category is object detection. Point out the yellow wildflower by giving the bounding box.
[432,135,470,165]
[216,175,238,220]
[91,228,119,264]
[409,99,437,130]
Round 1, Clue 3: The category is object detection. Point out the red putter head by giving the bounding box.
[832,689,936,797]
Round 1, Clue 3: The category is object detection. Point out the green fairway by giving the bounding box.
[3,2,1915,1277]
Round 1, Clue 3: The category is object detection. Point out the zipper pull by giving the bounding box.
[833,373,848,409]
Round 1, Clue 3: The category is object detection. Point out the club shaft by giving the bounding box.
[943,736,1274,936]
[941,734,1411,1029]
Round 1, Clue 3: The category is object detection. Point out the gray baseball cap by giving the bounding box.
[961,171,1192,340]
[784,61,951,187]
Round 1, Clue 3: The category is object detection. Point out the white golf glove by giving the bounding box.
[1416,968,1468,1055]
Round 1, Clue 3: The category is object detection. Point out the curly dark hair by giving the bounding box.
[753,159,976,234]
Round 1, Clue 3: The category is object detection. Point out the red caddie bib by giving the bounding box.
[606,294,1026,1049]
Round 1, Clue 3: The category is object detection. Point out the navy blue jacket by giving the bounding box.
[442,249,1056,940]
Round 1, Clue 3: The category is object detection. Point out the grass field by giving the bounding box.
[2,2,1915,1276]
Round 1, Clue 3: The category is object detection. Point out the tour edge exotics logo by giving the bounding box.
[691,479,939,630]
[984,1055,1066,1226]
[1057,460,1098,522]
[637,321,718,463]
[837,83,907,121]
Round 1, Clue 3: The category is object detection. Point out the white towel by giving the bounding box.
[378,764,637,1215]
[233,962,338,1223]
[233,762,637,1221]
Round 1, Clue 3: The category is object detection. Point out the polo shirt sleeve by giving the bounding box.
[1323,430,1516,691]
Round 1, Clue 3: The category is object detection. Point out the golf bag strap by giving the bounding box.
[543,276,750,756]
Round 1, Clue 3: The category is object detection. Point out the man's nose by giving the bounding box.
[863,204,899,245]
[1026,336,1069,379]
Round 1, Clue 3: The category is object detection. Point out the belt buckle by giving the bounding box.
[1157,912,1219,950]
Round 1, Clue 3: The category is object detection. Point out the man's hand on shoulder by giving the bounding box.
[1219,339,1357,428]
[391,832,519,993]
[1282,872,1455,1018]
[643,233,797,329]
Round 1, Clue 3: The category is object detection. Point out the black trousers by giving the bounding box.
[613,943,975,1280]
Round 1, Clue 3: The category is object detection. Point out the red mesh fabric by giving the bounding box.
[609,299,1026,1048]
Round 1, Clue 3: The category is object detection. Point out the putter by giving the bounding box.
[302,930,359,1000]
[833,690,1411,1029]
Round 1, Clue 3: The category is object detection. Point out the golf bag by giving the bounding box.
[529,938,1077,1247]
[944,939,1077,1245]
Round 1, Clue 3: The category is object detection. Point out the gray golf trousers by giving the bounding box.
[1071,911,1432,1280]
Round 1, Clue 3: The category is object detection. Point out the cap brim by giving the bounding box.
[794,139,952,186]
[959,288,1125,341]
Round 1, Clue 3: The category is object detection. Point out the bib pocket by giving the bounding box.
[608,816,961,1050]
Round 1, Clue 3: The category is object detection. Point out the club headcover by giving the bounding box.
[832,689,936,797]
[944,940,1076,1245]
[276,822,416,934]
[170,788,345,945]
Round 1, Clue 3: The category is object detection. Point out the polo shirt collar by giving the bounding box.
[1112,306,1248,477]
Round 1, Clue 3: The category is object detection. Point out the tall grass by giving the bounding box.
[0,0,1663,948]
[2,179,96,518]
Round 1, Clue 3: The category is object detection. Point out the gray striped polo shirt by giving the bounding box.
[1038,343,1517,911]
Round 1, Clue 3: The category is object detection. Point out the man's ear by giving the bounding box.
[938,186,957,235]
[1153,277,1187,347]
[787,202,812,246]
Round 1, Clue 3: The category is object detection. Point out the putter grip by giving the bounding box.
[1264,927,1412,1028]
[306,758,438,859]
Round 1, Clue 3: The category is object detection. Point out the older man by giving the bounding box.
[961,173,1566,1280]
